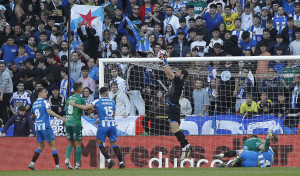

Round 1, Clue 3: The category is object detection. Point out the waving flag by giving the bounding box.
[123,15,151,52]
[71,5,104,37]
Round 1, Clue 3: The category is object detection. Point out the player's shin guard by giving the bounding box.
[264,138,270,151]
[66,145,73,159]
[75,147,82,163]
[174,131,188,148]
[112,145,123,162]
[99,144,110,159]
[224,150,237,157]
[52,150,59,165]
[31,148,41,163]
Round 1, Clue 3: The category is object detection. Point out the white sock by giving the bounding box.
[182,146,187,152]
[30,162,35,165]
[107,159,111,163]
[120,161,124,164]
[220,154,224,158]
[65,158,70,162]
[56,165,59,167]
[186,144,190,149]
[76,162,80,166]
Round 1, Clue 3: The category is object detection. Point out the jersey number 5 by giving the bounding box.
[104,106,113,116]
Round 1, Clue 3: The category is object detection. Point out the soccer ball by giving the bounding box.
[158,49,168,60]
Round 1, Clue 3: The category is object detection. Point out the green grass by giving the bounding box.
[1,168,300,176]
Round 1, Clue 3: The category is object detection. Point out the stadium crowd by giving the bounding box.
[0,0,300,135]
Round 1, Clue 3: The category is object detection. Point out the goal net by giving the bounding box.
[98,55,300,168]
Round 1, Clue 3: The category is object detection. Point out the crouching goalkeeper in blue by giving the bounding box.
[217,147,275,167]
[69,87,125,169]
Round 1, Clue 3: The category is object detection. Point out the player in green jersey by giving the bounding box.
[64,82,86,169]
[213,130,277,160]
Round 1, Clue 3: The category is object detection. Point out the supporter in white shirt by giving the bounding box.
[109,82,131,117]
[109,67,127,93]
[164,6,180,33]
[179,92,192,115]
[241,4,253,31]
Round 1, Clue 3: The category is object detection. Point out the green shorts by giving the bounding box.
[242,138,263,152]
[66,125,82,141]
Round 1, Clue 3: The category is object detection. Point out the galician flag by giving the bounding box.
[71,4,104,37]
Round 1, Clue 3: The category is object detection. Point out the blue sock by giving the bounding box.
[52,150,58,155]
[98,144,103,147]
[35,148,41,154]
[112,145,117,148]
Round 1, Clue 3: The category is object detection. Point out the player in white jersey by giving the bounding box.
[28,88,66,170]
[9,81,31,115]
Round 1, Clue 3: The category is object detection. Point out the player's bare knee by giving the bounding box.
[38,142,45,150]
[75,141,81,147]
[110,141,117,146]
[49,140,57,151]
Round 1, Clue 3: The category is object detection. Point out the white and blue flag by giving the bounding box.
[71,5,104,37]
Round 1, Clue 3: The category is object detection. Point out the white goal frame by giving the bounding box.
[99,55,300,88]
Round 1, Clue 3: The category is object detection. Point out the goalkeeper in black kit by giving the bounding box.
[159,50,192,160]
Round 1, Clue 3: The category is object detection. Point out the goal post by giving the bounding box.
[98,55,300,168]
[99,55,300,88]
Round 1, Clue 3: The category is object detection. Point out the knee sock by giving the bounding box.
[52,150,59,165]
[75,147,82,164]
[264,138,270,151]
[31,148,41,163]
[66,145,73,159]
[112,145,123,162]
[224,150,237,157]
[174,131,188,148]
[99,144,110,160]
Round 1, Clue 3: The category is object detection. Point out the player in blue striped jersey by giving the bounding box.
[69,87,125,169]
[28,88,66,170]
[273,6,287,34]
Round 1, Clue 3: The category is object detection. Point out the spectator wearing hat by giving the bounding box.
[0,105,35,137]
[48,85,65,116]
[260,7,270,28]
[200,4,224,33]
[173,30,190,57]
[282,17,296,45]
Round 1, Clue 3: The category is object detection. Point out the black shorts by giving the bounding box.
[168,104,181,124]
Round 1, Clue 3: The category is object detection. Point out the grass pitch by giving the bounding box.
[1,168,300,176]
